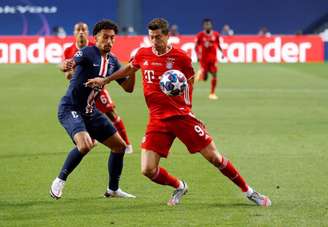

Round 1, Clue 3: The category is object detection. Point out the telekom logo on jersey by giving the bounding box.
[0,35,323,64]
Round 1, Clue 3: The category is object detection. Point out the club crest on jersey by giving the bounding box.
[143,60,149,66]
[166,58,175,69]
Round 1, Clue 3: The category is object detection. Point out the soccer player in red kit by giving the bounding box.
[86,18,271,207]
[195,18,223,100]
[60,22,133,153]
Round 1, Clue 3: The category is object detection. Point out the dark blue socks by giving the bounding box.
[108,151,125,191]
[58,147,84,181]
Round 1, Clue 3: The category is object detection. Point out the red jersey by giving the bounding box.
[195,31,220,62]
[132,46,195,120]
[63,41,94,60]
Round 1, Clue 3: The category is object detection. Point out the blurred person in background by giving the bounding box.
[52,26,67,38]
[169,24,179,36]
[221,24,234,35]
[258,26,271,37]
[195,18,223,100]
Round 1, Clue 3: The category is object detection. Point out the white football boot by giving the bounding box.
[125,144,133,154]
[104,188,136,198]
[246,190,271,207]
[167,180,188,206]
[50,177,66,199]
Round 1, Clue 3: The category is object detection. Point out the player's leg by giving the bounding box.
[50,109,96,199]
[173,114,271,206]
[141,148,187,206]
[199,142,271,207]
[87,110,135,198]
[141,149,180,188]
[105,110,132,154]
[96,89,132,153]
[208,63,218,100]
[141,120,187,206]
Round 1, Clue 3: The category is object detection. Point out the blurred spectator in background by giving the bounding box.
[127,26,136,35]
[221,24,234,35]
[121,25,136,35]
[169,24,179,36]
[52,26,67,38]
[258,26,271,37]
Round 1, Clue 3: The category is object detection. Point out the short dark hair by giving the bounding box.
[202,18,213,24]
[93,19,119,36]
[148,18,169,35]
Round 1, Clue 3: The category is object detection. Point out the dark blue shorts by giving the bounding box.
[58,105,117,143]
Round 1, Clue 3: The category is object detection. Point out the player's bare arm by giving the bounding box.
[120,72,136,93]
[85,63,137,88]
[64,70,74,80]
[60,59,76,72]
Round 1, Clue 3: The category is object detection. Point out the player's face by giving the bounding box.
[74,24,89,42]
[203,22,213,32]
[95,29,116,53]
[148,29,169,51]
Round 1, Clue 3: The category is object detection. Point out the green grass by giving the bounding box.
[0,63,327,226]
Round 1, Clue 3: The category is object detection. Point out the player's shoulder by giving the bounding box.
[196,31,204,37]
[214,31,220,36]
[88,41,95,46]
[172,47,189,58]
[64,43,75,52]
[75,46,96,57]
[135,47,152,55]
[109,52,120,63]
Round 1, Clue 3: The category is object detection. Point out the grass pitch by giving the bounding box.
[0,63,327,226]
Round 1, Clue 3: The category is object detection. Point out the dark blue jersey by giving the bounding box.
[59,46,125,114]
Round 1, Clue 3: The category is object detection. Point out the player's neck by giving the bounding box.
[76,39,88,49]
[204,30,212,34]
[152,45,171,56]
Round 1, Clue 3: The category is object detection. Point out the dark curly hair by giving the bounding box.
[93,19,119,36]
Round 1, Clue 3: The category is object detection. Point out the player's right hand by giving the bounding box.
[62,59,75,72]
[85,77,106,89]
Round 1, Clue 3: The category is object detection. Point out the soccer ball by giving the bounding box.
[159,70,187,96]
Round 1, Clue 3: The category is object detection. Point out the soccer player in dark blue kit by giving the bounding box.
[50,20,136,199]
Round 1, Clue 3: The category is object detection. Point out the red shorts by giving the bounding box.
[200,60,218,73]
[141,113,213,157]
[95,89,115,113]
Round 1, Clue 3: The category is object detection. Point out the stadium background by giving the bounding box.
[1,0,328,226]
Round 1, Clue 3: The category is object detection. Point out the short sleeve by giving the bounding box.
[131,48,142,69]
[181,54,195,79]
[63,48,70,60]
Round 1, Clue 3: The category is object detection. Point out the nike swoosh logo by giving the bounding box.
[93,64,99,67]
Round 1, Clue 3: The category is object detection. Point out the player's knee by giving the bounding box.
[77,143,92,154]
[141,166,157,178]
[111,142,126,153]
[76,140,94,154]
[209,155,221,167]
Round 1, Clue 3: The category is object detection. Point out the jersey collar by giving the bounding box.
[152,45,173,57]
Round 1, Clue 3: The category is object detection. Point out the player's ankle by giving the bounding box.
[177,180,184,189]
[244,186,254,197]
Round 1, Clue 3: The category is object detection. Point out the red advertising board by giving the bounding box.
[0,35,324,64]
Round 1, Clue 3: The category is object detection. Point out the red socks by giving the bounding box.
[113,117,130,145]
[210,77,217,94]
[150,167,180,189]
[219,156,249,192]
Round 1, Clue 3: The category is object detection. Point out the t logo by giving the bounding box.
[144,70,155,83]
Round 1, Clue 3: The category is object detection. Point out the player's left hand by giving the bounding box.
[85,77,106,89]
